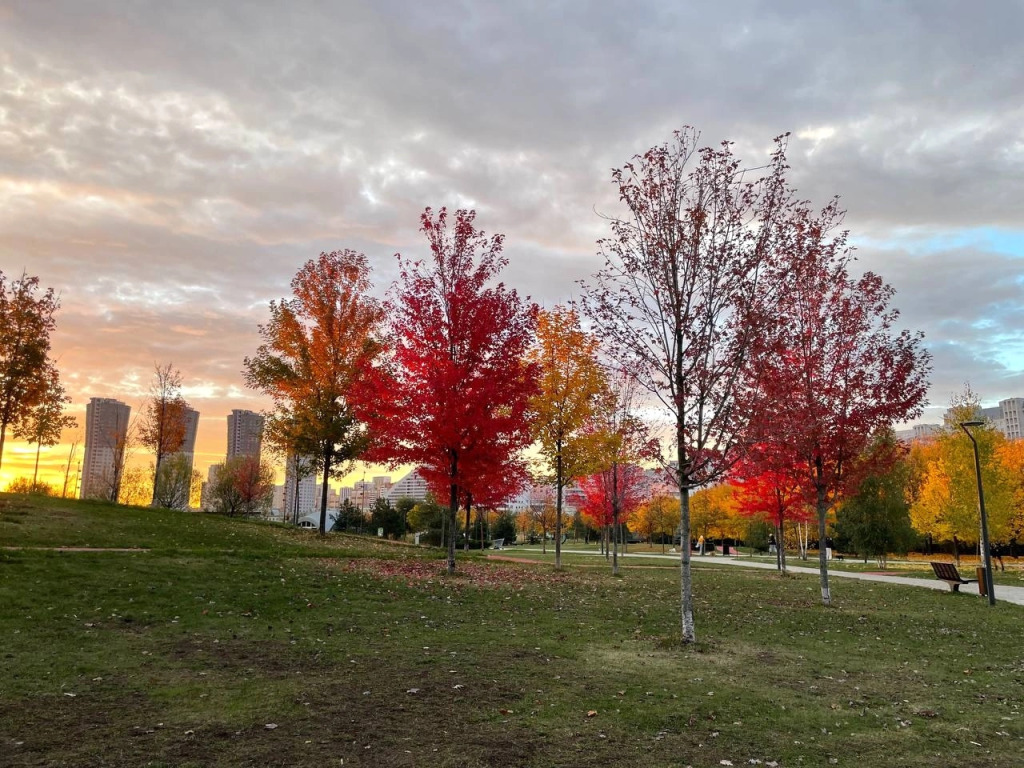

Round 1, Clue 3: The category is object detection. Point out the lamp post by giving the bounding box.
[959,420,996,606]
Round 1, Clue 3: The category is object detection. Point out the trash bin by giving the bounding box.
[976,567,987,596]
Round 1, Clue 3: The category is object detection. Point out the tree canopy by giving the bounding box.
[527,304,607,569]
[744,199,931,604]
[583,127,798,642]
[245,250,383,534]
[0,270,61,474]
[355,207,539,574]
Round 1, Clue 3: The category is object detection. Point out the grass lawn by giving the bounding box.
[2,494,1024,767]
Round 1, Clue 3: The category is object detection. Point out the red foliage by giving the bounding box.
[744,200,930,512]
[353,208,539,567]
[577,463,647,530]
[729,450,813,529]
[741,200,930,603]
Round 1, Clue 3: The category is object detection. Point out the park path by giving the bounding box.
[541,548,1024,607]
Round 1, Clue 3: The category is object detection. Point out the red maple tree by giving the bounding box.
[578,464,646,533]
[355,208,539,573]
[578,463,647,568]
[729,447,814,573]
[744,199,930,604]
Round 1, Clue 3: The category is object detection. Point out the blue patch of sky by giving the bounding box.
[852,227,1024,259]
[857,227,1024,379]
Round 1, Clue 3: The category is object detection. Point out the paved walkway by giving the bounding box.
[537,548,1024,607]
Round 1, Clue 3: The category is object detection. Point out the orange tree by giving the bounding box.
[690,482,744,549]
[635,494,681,552]
[245,250,383,534]
[527,304,607,569]
[910,390,1013,563]
[0,270,61,474]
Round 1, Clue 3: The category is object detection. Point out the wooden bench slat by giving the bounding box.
[930,561,976,593]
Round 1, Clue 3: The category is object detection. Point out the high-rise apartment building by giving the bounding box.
[282,454,317,522]
[352,476,392,510]
[82,398,131,500]
[227,409,263,460]
[201,463,223,510]
[998,398,1024,440]
[386,468,429,503]
[939,397,1024,441]
[180,407,200,461]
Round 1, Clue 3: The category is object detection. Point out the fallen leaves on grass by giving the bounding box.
[337,558,558,589]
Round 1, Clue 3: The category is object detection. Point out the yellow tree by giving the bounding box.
[118,466,152,507]
[516,507,537,543]
[911,459,954,548]
[996,440,1024,548]
[693,482,746,552]
[635,494,681,552]
[909,390,1014,562]
[528,305,608,570]
[690,482,740,548]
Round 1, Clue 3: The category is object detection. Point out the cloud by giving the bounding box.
[2,0,1023,484]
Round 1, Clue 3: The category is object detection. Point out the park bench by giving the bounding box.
[491,538,504,550]
[930,561,976,592]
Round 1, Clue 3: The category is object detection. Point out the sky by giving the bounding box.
[2,0,1024,490]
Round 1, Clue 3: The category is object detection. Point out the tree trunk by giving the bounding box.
[32,440,42,486]
[816,481,831,607]
[611,461,620,576]
[318,449,331,536]
[0,421,8,473]
[447,453,458,575]
[555,440,563,570]
[292,456,301,525]
[952,535,960,568]
[464,497,471,552]
[679,481,695,644]
[779,521,788,574]
[62,442,77,501]
[151,400,166,507]
[776,521,786,573]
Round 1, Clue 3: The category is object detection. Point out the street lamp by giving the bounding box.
[959,420,996,606]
